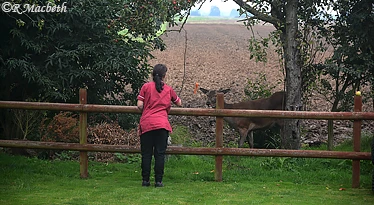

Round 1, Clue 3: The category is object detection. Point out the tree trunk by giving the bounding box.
[281,0,302,149]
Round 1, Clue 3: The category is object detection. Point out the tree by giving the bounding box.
[0,0,198,140]
[231,0,373,150]
[229,9,240,18]
[191,10,202,16]
[209,6,221,16]
[316,0,374,150]
[233,0,302,149]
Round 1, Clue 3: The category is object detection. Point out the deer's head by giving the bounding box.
[200,88,230,108]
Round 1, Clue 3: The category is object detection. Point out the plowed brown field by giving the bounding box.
[149,21,281,106]
[148,20,373,147]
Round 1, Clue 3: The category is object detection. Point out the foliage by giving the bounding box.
[260,157,290,170]
[109,0,199,49]
[234,0,304,149]
[114,153,141,164]
[39,112,79,143]
[170,125,192,146]
[297,1,333,107]
[89,112,140,131]
[247,29,283,63]
[233,0,373,149]
[316,0,374,112]
[86,120,140,162]
[261,134,374,172]
[0,0,201,139]
[244,72,281,100]
[299,0,374,150]
[1,1,139,103]
[88,121,139,146]
[11,108,45,141]
[259,0,374,113]
[54,151,79,161]
[237,0,334,106]
[37,112,79,159]
[334,133,373,152]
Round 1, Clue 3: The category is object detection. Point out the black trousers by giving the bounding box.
[140,129,168,183]
[371,137,374,192]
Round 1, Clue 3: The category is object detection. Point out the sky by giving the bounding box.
[191,0,337,17]
[192,0,240,17]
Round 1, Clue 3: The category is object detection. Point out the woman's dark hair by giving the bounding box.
[152,64,167,93]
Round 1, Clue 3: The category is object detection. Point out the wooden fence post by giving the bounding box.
[352,91,362,188]
[79,88,88,178]
[215,93,224,182]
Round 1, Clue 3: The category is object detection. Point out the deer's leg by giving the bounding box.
[246,123,256,148]
[247,131,254,148]
[238,128,249,148]
[238,123,255,148]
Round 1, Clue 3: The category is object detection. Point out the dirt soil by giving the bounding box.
[148,20,374,148]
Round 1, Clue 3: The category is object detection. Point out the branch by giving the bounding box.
[232,0,281,27]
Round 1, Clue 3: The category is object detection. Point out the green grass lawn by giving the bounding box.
[0,149,373,205]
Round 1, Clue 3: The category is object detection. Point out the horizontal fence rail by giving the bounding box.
[1,101,374,120]
[0,89,373,188]
[0,140,371,160]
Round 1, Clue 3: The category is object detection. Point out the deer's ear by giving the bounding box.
[199,88,209,94]
[219,88,230,94]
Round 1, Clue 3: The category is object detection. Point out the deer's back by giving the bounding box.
[229,91,285,110]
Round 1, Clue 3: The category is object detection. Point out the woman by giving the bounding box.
[371,137,374,193]
[137,64,182,187]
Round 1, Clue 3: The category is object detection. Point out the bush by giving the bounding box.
[170,125,191,146]
[40,112,79,143]
[87,121,139,162]
[89,113,140,130]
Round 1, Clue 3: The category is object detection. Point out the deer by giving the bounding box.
[200,88,286,148]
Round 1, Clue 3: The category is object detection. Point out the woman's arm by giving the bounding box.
[174,98,182,107]
[137,100,144,111]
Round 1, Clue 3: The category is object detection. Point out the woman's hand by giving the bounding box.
[137,100,144,111]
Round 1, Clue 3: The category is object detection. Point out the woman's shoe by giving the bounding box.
[142,181,150,187]
[155,182,164,187]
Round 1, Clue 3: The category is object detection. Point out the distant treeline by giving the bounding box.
[191,6,252,18]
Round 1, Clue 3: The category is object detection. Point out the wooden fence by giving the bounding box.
[0,89,373,188]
